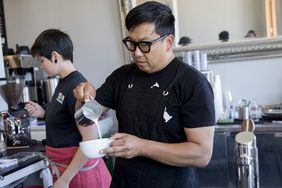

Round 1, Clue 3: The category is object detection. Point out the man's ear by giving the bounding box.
[166,35,174,51]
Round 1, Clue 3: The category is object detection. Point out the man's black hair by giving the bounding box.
[178,36,192,45]
[219,30,229,42]
[125,1,175,36]
[31,29,74,62]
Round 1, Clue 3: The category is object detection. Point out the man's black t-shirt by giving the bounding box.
[96,57,215,142]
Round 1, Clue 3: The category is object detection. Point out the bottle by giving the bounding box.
[0,132,7,158]
[229,105,235,120]
[249,99,259,121]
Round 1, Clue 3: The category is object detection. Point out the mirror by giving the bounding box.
[120,0,282,44]
[119,0,282,64]
[177,0,265,45]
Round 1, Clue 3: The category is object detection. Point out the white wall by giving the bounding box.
[2,0,282,107]
[209,58,282,106]
[4,0,124,87]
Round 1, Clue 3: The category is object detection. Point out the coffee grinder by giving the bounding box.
[3,54,48,106]
[0,76,33,147]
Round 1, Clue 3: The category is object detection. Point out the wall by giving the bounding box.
[3,0,124,88]
[2,0,282,108]
[209,57,282,106]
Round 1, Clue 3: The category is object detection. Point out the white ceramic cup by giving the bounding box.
[79,138,112,158]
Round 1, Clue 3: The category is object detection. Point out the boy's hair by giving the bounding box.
[31,29,73,62]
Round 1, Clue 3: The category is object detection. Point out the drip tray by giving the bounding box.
[7,152,41,164]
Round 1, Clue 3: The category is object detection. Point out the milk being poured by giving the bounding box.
[83,104,102,139]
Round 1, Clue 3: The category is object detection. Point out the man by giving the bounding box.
[74,1,215,187]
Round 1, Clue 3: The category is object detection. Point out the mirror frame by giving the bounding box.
[174,36,282,64]
[119,0,282,64]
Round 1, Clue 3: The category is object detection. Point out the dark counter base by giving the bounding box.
[198,127,282,188]
[0,141,46,187]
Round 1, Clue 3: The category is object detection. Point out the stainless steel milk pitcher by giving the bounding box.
[74,101,102,126]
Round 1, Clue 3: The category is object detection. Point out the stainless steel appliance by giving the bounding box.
[3,54,47,105]
[235,119,259,188]
[0,77,35,147]
[42,77,58,104]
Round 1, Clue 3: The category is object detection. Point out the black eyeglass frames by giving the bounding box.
[122,34,169,53]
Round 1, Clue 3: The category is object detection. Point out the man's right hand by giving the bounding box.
[73,82,96,102]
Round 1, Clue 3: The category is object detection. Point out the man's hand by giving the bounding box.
[73,82,96,102]
[102,133,144,159]
[24,101,45,118]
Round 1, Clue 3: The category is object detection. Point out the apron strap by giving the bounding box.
[163,64,187,96]
[128,62,186,96]
[127,66,138,89]
[43,155,100,179]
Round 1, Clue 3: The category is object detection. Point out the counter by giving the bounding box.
[0,153,45,187]
[0,112,117,187]
[216,121,282,133]
[198,121,282,188]
[0,141,46,187]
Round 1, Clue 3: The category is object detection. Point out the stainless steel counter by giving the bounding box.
[216,122,282,133]
[0,152,45,187]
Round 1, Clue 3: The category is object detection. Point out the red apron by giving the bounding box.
[46,146,111,188]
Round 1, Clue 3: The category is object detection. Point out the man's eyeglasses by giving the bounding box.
[122,34,168,53]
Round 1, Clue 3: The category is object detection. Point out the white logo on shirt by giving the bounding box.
[56,92,65,104]
[150,82,159,88]
[163,107,172,123]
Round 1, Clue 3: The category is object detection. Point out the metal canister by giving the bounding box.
[238,106,249,120]
[235,131,259,188]
[42,77,58,104]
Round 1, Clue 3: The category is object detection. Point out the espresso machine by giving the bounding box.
[0,76,35,147]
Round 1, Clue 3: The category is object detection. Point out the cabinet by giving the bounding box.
[197,132,231,188]
[197,130,282,188]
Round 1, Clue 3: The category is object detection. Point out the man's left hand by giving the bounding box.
[102,133,144,159]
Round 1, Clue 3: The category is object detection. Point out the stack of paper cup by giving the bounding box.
[192,50,201,70]
[183,51,193,66]
[200,52,208,71]
[212,74,224,122]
